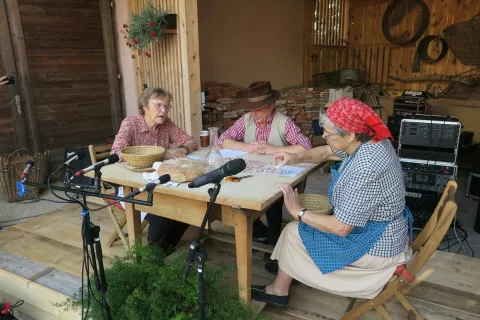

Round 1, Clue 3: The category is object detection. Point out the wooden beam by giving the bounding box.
[109,0,127,123]
[178,0,202,141]
[0,269,80,320]
[99,0,123,134]
[349,0,389,9]
[303,0,314,84]
[5,0,41,152]
[0,0,29,151]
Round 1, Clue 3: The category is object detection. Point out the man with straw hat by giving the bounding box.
[217,81,312,246]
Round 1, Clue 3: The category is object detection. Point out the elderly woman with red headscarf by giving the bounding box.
[251,98,413,309]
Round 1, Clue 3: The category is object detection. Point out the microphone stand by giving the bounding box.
[182,181,222,320]
[80,193,112,320]
[20,175,152,320]
[79,167,111,319]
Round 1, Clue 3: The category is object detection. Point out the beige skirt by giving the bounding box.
[271,221,412,299]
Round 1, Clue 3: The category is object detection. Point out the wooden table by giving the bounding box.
[94,148,321,304]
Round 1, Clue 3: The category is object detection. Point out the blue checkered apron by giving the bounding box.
[299,144,413,274]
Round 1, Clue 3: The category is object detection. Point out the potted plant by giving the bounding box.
[54,244,268,320]
[121,3,177,58]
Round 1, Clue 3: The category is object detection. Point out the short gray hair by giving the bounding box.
[138,87,173,115]
[319,109,371,142]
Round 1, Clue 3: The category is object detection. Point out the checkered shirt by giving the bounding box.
[330,139,408,257]
[217,112,312,150]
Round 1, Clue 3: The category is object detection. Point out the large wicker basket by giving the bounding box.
[0,149,50,202]
[298,194,332,215]
[443,14,480,65]
[120,146,166,168]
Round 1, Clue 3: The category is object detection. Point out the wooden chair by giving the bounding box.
[342,181,458,320]
[88,144,148,249]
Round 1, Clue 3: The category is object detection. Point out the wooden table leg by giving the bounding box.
[123,186,142,246]
[297,177,307,194]
[234,210,253,304]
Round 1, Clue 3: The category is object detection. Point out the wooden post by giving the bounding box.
[0,0,29,151]
[99,0,123,134]
[5,0,41,152]
[234,210,253,304]
[178,0,202,141]
[303,0,314,84]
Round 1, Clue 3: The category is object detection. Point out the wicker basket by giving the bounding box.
[443,14,480,65]
[0,149,50,202]
[120,146,166,168]
[298,194,332,215]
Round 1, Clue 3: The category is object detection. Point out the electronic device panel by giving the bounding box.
[401,161,457,195]
[398,116,461,165]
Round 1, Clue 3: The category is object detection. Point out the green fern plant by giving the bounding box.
[54,243,268,320]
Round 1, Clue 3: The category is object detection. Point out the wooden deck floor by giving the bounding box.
[1,204,480,320]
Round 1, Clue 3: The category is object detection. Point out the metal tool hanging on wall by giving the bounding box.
[412,35,449,73]
[382,0,430,46]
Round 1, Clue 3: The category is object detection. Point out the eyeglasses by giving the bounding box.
[322,132,339,139]
[151,103,172,111]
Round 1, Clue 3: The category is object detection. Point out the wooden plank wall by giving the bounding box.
[309,0,351,78]
[311,46,349,74]
[349,0,480,91]
[128,0,202,140]
[18,0,114,151]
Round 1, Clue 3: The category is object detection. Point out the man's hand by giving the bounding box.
[272,152,300,167]
[248,141,280,155]
[262,142,278,155]
[163,147,187,160]
[0,76,9,87]
[248,141,266,154]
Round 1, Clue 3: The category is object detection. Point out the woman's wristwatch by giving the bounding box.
[298,208,307,221]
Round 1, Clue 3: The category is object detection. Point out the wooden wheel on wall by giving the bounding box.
[382,0,430,46]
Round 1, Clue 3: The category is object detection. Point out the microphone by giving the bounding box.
[73,154,120,177]
[188,158,246,188]
[64,150,86,166]
[20,160,35,183]
[123,174,171,199]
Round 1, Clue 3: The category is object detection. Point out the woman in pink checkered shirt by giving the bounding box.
[111,87,197,253]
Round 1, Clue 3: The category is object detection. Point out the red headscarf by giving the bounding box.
[326,97,393,141]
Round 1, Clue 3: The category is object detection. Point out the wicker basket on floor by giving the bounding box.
[298,194,332,215]
[0,149,50,202]
[120,145,166,168]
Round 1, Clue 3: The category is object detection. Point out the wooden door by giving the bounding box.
[0,0,29,155]
[0,63,17,154]
[0,0,123,155]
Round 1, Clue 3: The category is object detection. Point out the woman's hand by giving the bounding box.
[272,152,299,167]
[278,183,302,219]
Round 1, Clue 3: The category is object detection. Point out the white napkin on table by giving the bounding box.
[142,161,181,187]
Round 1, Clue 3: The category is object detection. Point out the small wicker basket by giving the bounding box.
[298,194,332,215]
[120,146,166,168]
[0,149,50,202]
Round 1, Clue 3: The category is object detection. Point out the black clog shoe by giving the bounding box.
[251,285,289,310]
